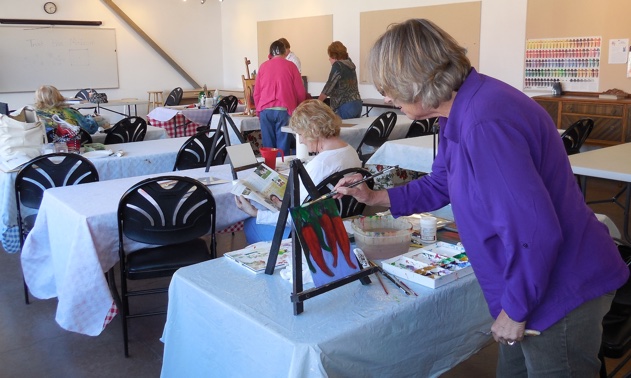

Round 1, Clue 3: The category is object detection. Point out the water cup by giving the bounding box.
[420,216,437,244]
[259,147,284,170]
[205,97,214,109]
[40,143,55,155]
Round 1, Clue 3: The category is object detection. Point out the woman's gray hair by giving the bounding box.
[368,19,471,109]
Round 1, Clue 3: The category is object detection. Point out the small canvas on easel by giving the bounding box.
[290,198,360,287]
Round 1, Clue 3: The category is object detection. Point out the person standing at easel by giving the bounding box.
[254,40,307,155]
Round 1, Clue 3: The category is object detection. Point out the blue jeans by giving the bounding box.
[335,99,362,119]
[259,109,293,155]
[496,291,614,377]
[243,217,291,244]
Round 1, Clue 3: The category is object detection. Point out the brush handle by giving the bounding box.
[314,165,399,202]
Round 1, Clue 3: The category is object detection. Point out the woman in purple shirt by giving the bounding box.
[335,19,629,376]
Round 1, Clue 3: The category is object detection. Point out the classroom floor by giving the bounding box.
[0,177,630,377]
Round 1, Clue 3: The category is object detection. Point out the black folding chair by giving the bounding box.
[164,87,183,106]
[109,175,216,356]
[561,118,594,155]
[304,167,375,218]
[356,111,398,165]
[214,95,239,114]
[173,128,227,171]
[15,153,99,303]
[103,116,147,144]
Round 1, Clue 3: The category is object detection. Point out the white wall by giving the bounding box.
[1,0,533,114]
[0,0,223,119]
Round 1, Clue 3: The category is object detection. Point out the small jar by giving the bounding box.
[420,216,437,244]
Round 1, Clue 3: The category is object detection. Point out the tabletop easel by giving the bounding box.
[205,107,247,175]
[265,159,377,315]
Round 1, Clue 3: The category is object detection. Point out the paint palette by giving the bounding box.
[381,242,473,289]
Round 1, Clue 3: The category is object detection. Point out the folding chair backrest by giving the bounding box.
[173,129,227,171]
[103,116,147,144]
[164,87,184,106]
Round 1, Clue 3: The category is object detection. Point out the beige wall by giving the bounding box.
[219,0,529,99]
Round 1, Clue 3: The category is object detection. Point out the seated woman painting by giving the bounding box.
[34,85,99,136]
[235,99,361,244]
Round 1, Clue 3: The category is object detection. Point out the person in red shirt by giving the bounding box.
[254,40,307,155]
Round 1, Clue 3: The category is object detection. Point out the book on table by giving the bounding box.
[230,163,287,212]
[224,239,292,273]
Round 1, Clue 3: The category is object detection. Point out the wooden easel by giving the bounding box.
[265,159,377,315]
[242,57,256,116]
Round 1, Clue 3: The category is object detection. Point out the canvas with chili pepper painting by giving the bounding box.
[290,198,360,287]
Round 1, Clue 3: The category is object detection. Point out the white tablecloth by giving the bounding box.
[21,165,247,336]
[74,99,149,117]
[366,137,621,238]
[160,254,494,378]
[282,115,412,151]
[366,135,436,173]
[569,143,631,240]
[91,125,168,144]
[1,137,187,253]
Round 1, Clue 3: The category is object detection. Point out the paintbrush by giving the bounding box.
[368,260,411,296]
[354,248,388,295]
[307,165,399,205]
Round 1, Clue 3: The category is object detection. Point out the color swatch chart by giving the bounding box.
[524,36,601,92]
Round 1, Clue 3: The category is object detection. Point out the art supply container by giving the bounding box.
[420,216,437,243]
[259,147,284,170]
[351,215,413,260]
[66,137,81,153]
[54,142,68,153]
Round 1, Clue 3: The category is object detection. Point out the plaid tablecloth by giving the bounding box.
[147,113,201,138]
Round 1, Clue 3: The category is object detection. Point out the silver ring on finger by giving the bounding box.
[507,340,515,346]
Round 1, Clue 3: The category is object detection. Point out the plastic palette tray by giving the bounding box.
[381,242,473,289]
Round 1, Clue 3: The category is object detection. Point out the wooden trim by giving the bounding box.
[100,0,200,88]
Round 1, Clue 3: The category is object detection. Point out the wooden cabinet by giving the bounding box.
[532,94,631,146]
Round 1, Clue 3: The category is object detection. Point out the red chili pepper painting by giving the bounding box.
[302,224,334,276]
[331,215,356,269]
[290,198,360,288]
[320,213,338,267]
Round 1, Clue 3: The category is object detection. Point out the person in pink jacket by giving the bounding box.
[254,40,307,155]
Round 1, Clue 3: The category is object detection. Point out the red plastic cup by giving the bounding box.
[259,147,284,170]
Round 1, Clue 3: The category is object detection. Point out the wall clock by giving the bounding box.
[44,2,57,14]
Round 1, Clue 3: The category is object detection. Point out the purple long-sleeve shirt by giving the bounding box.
[389,68,628,331]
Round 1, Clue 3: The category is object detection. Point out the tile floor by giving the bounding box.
[1,178,630,377]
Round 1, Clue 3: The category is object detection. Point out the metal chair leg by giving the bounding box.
[23,278,29,304]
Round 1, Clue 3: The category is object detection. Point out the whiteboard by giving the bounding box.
[0,26,119,93]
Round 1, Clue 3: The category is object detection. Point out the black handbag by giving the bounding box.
[89,92,108,104]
